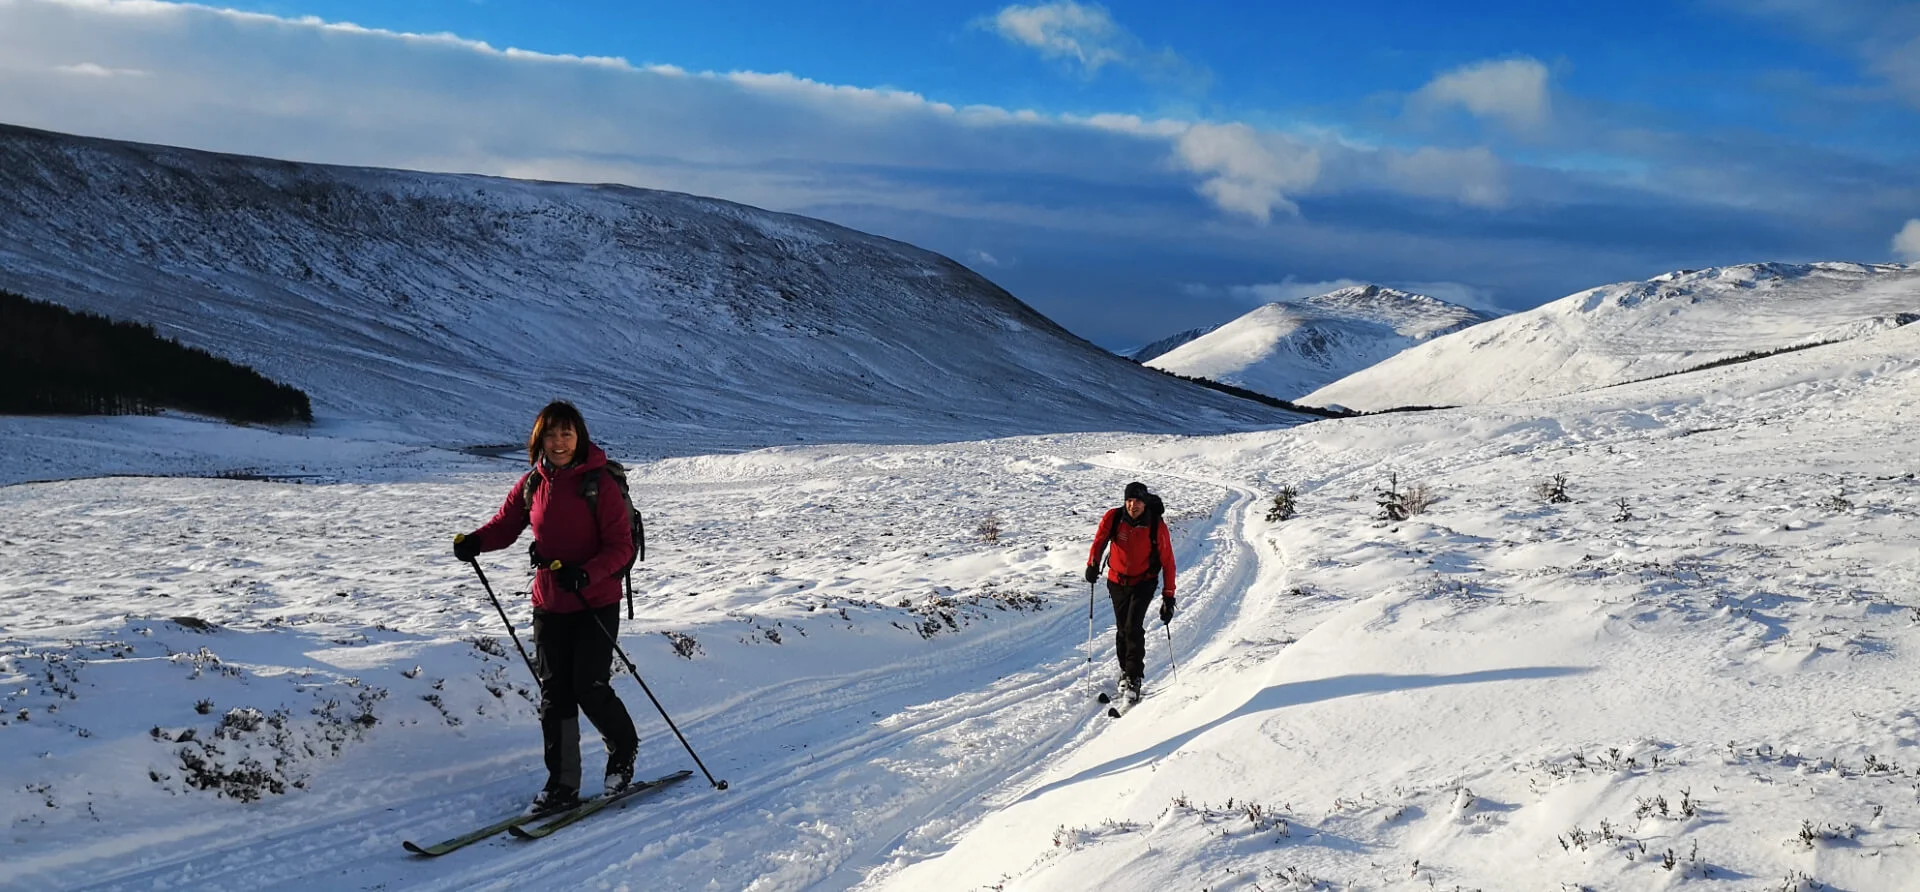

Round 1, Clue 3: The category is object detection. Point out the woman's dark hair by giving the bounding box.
[527,400,592,466]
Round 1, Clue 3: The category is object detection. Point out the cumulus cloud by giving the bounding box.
[992,1,1129,73]
[1413,58,1551,133]
[1896,219,1920,261]
[989,1,1206,87]
[1171,123,1321,222]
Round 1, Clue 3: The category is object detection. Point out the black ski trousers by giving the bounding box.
[532,603,638,793]
[1107,578,1159,684]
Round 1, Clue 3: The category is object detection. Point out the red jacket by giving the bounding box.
[469,443,634,613]
[1087,507,1175,595]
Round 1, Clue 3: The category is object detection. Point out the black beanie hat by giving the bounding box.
[1123,481,1150,501]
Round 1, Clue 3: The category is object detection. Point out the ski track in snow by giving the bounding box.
[5,325,1920,891]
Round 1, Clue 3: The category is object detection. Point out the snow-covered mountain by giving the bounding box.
[1125,325,1218,363]
[0,123,1303,466]
[1146,285,1492,400]
[1306,262,1920,411]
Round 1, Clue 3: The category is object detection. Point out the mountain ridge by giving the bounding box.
[1304,261,1920,411]
[0,122,1307,456]
[1145,284,1493,401]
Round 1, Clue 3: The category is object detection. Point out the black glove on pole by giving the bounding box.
[550,561,729,791]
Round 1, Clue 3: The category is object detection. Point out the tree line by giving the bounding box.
[0,289,312,424]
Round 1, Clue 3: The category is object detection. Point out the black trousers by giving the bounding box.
[1107,578,1158,683]
[532,603,638,792]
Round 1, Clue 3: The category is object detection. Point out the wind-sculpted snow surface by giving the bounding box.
[0,123,1300,467]
[1306,261,1920,411]
[4,324,1920,890]
[1148,285,1491,401]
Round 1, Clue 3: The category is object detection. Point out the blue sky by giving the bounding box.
[2,0,1918,348]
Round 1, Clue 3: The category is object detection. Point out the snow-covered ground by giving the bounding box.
[4,322,1919,891]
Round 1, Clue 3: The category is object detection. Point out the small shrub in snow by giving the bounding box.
[1815,492,1852,513]
[663,630,702,659]
[1795,819,1856,850]
[1266,486,1297,522]
[1534,474,1573,504]
[1660,840,1707,877]
[1376,473,1433,521]
[1612,497,1633,522]
[1775,870,1824,892]
[974,512,1002,544]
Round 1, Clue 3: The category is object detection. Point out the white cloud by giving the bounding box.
[1171,123,1321,223]
[1895,219,1920,261]
[1414,58,1551,132]
[55,62,147,77]
[0,0,1506,235]
[1229,278,1368,304]
[988,1,1205,88]
[1381,146,1509,208]
[992,1,1129,74]
[968,249,1002,267]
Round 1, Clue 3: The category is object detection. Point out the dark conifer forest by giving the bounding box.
[0,290,312,424]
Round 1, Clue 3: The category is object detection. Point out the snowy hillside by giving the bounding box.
[1305,262,1920,411]
[1125,325,1219,363]
[4,296,1917,891]
[0,122,1302,483]
[1147,285,1491,401]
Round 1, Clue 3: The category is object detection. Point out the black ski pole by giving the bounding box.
[1164,619,1180,685]
[552,562,729,791]
[1084,576,1096,698]
[466,556,539,685]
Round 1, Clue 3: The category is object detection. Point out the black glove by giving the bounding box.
[1159,596,1175,624]
[1084,565,1099,584]
[554,564,590,593]
[452,532,482,562]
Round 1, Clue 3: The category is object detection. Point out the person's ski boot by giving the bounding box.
[604,744,637,794]
[528,784,580,815]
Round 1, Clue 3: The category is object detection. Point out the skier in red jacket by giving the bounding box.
[1085,481,1176,704]
[453,400,639,813]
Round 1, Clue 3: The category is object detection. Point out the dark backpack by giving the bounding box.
[1099,493,1164,580]
[521,460,647,618]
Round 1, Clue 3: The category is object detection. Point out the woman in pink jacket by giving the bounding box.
[453,400,639,813]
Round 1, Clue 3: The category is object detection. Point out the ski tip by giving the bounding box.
[402,841,429,856]
[1096,692,1111,704]
[1107,707,1121,718]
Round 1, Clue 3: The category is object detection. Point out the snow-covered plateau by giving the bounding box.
[4,308,1918,891]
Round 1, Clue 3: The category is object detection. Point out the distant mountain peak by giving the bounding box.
[1144,285,1493,401]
